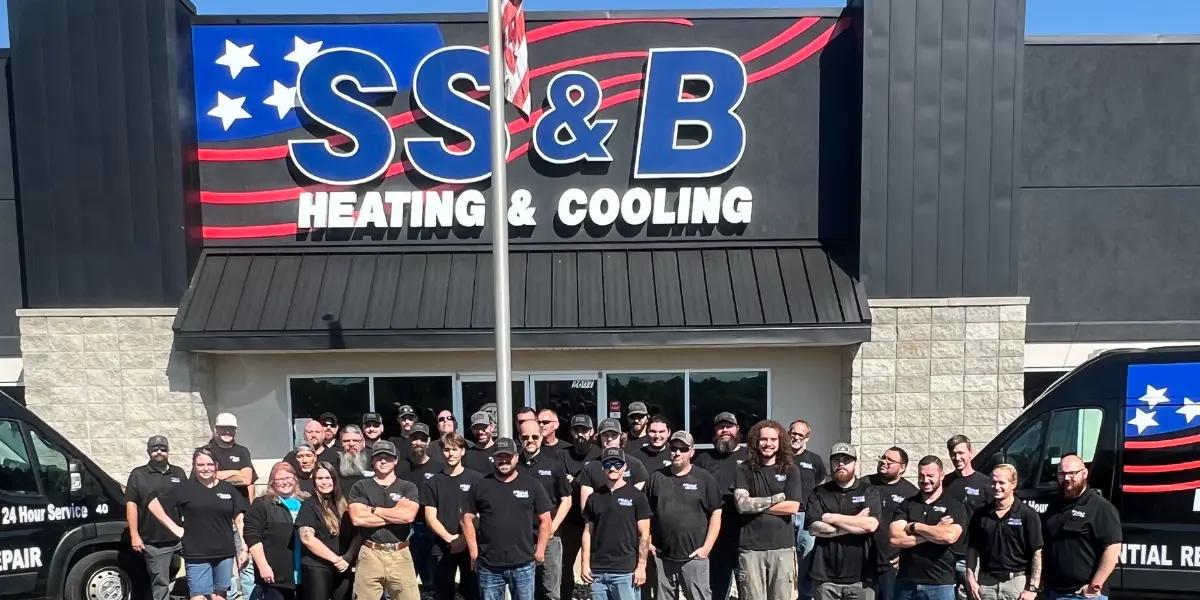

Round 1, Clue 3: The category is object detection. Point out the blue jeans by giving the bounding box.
[479,562,536,600]
[411,523,436,586]
[794,512,815,600]
[590,572,636,600]
[185,557,235,596]
[1046,593,1107,600]
[895,580,956,600]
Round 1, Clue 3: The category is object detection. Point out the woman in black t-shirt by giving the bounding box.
[297,462,360,600]
[149,448,249,600]
[246,462,307,600]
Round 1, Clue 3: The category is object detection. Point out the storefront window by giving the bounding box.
[605,373,685,433]
[374,376,454,439]
[534,378,599,442]
[289,377,370,442]
[689,371,769,445]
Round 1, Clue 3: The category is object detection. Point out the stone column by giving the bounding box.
[844,298,1027,462]
[18,309,214,482]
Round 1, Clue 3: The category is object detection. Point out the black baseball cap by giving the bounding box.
[147,435,169,450]
[362,412,383,425]
[411,422,431,437]
[319,412,339,426]
[600,447,626,463]
[598,418,623,435]
[397,405,416,418]
[571,414,594,429]
[372,440,398,458]
[493,437,519,457]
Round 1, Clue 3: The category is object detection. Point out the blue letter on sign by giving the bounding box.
[633,48,747,179]
[290,48,398,185]
[405,46,507,184]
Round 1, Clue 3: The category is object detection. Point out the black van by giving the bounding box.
[978,346,1200,599]
[0,390,145,600]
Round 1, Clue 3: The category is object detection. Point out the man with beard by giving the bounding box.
[424,432,485,600]
[348,440,422,600]
[1041,454,1121,600]
[402,422,441,594]
[337,426,374,495]
[623,402,650,454]
[965,464,1043,600]
[944,434,991,596]
[644,431,722,600]
[582,448,652,600]
[204,413,258,600]
[389,404,419,462]
[125,435,186,600]
[538,408,572,454]
[890,456,968,600]
[363,412,386,449]
[630,417,673,471]
[463,438,553,600]
[559,414,602,600]
[805,443,881,600]
[694,412,748,600]
[319,412,342,452]
[867,446,919,600]
[789,418,828,600]
[733,419,804,600]
[519,418,573,600]
[465,411,498,473]
[580,419,648,512]
[287,443,318,495]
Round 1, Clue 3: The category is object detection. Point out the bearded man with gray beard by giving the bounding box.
[694,412,749,600]
[337,425,374,496]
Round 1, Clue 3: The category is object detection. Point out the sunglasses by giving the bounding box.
[438,416,455,422]
[601,460,626,470]
[322,422,337,427]
[669,446,690,454]
[537,420,555,426]
[149,447,169,453]
[520,434,541,441]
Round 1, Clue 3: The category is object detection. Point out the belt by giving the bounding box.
[979,571,1023,585]
[363,540,410,552]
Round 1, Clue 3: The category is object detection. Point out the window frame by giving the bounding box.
[1034,407,1105,490]
[0,418,52,501]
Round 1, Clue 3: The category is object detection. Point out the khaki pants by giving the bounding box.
[354,545,420,600]
[814,581,874,600]
[736,548,795,600]
[978,574,1026,600]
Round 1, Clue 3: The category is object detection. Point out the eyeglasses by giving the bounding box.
[669,446,690,454]
[879,457,903,466]
[272,476,296,483]
[520,435,541,441]
[601,461,626,470]
[149,447,168,453]
[788,431,809,439]
[438,416,455,422]
[1058,468,1086,478]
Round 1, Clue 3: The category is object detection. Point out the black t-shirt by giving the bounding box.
[295,496,359,568]
[694,446,749,547]
[463,446,496,474]
[804,478,882,584]
[125,462,188,545]
[630,443,673,472]
[422,467,486,555]
[893,492,968,585]
[644,467,721,560]
[402,457,443,525]
[734,462,804,551]
[942,470,991,519]
[866,474,919,571]
[1042,489,1122,594]
[387,434,414,462]
[580,454,649,490]
[204,442,255,498]
[159,479,249,561]
[584,483,652,573]
[464,471,553,569]
[968,501,1044,576]
[560,444,602,530]
[346,476,421,544]
[622,435,649,456]
[794,449,828,500]
[521,450,573,514]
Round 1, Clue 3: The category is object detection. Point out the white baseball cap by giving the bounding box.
[214,413,238,428]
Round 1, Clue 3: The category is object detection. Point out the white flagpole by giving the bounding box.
[488,0,515,440]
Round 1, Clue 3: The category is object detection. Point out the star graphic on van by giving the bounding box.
[1139,385,1170,408]
[1179,398,1200,424]
[1128,408,1159,434]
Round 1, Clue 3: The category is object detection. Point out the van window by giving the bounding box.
[28,429,70,499]
[1038,408,1104,486]
[0,420,37,495]
[1002,415,1047,487]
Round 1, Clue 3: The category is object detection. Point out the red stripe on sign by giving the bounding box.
[1125,431,1200,449]
[1122,480,1200,493]
[1123,459,1200,474]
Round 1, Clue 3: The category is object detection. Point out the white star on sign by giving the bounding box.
[1139,385,1171,408]
[262,81,297,119]
[1179,398,1200,424]
[215,40,259,79]
[284,36,323,68]
[208,92,251,131]
[1128,408,1159,435]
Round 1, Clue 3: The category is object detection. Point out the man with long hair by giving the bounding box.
[424,432,484,600]
[694,412,747,600]
[732,419,804,600]
[337,426,373,495]
[298,461,358,600]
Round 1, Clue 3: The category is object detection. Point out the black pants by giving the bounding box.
[300,563,353,600]
[259,586,296,600]
[708,542,738,600]
[433,551,478,600]
[558,524,585,600]
[875,567,897,600]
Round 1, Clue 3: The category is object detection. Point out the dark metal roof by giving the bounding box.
[172,245,870,351]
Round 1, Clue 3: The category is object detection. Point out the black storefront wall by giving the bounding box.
[0,55,22,358]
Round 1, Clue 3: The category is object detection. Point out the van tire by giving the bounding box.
[63,549,141,600]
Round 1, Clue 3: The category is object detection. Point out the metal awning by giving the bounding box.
[172,245,870,351]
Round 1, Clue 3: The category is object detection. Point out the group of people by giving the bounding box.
[123,403,1123,600]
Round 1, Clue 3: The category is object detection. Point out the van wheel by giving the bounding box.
[64,550,139,600]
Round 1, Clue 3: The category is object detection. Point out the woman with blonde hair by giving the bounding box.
[245,461,307,600]
[297,461,360,600]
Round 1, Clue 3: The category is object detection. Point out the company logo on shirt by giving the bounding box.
[623,472,632,479]
[932,505,947,513]
[389,493,403,502]
[424,473,435,479]
[460,484,472,492]
[1071,509,1087,518]
[170,477,181,483]
[682,483,699,491]
[538,469,552,476]
[618,498,634,507]
[965,487,981,496]
[230,456,241,463]
[1006,518,1023,526]
[661,460,671,467]
[852,495,866,503]
[736,460,744,465]
[513,489,530,499]
[216,493,232,500]
[891,494,905,503]
[799,462,813,470]
[774,474,787,482]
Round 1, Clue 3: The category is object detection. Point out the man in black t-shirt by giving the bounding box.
[388,404,419,462]
[465,411,498,473]
[125,435,187,600]
[582,448,652,599]
[789,418,827,600]
[732,419,804,600]
[538,409,573,454]
[519,418,573,600]
[362,412,385,449]
[559,414,601,600]
[204,412,257,600]
[629,416,673,471]
[401,422,440,591]
[463,437,553,600]
[336,425,374,496]
[944,434,991,595]
[424,432,484,600]
[347,440,422,600]
[805,443,881,600]
[693,411,748,600]
[580,419,649,511]
[966,464,1043,600]
[645,431,722,600]
[866,446,919,600]
[319,412,342,453]
[622,402,650,453]
[890,455,967,600]
[1042,453,1121,600]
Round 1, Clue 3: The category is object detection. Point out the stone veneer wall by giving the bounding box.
[844,298,1028,462]
[17,309,214,483]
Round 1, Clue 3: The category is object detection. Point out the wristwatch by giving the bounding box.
[905,522,916,535]
[1025,583,1040,593]
[370,506,377,514]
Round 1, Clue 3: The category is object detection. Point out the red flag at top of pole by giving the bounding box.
[501,0,531,116]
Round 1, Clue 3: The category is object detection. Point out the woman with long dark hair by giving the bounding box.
[297,461,360,600]
[148,447,249,600]
[245,461,307,600]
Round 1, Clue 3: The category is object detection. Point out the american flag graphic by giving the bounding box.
[1122,363,1200,514]
[502,0,531,115]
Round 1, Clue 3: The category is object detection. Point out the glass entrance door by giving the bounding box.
[457,375,528,426]
[531,373,600,443]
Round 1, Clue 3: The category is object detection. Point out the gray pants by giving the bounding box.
[537,536,563,600]
[736,548,795,600]
[653,556,710,600]
[142,542,180,600]
[978,574,1026,600]
[814,581,873,600]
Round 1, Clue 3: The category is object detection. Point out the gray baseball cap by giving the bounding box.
[669,431,694,447]
[372,440,398,458]
[571,414,594,429]
[598,418,623,435]
[146,435,169,450]
[411,422,431,437]
[470,411,493,427]
[627,402,649,416]
[493,437,519,457]
[714,412,738,426]
[830,442,856,460]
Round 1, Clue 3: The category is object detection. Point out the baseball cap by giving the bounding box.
[318,412,338,426]
[411,422,431,437]
[493,437,519,457]
[713,412,738,426]
[471,411,493,427]
[669,431,694,447]
[214,413,238,428]
[830,442,856,460]
[597,418,623,435]
[362,412,383,425]
[397,405,416,418]
[600,447,626,463]
[571,414,594,429]
[371,440,398,458]
[627,402,649,416]
[294,443,315,455]
[146,435,169,450]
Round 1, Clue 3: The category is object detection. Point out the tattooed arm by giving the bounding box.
[734,488,786,514]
